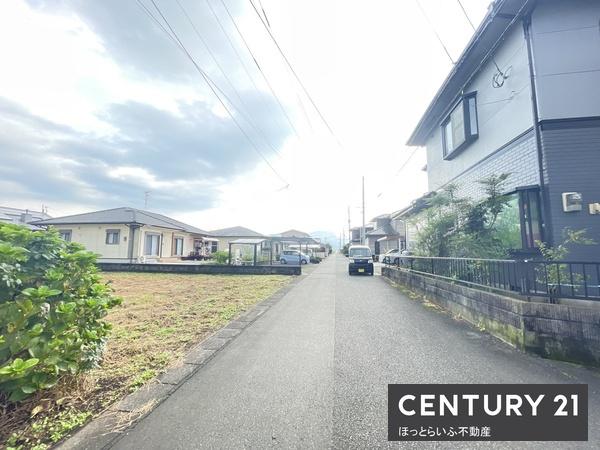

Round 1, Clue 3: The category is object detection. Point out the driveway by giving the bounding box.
[112,254,600,449]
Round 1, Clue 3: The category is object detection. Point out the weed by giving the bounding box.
[2,273,290,449]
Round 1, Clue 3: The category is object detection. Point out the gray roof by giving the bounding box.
[369,213,391,222]
[407,0,527,145]
[32,207,208,235]
[366,223,397,237]
[0,206,51,230]
[272,229,311,238]
[209,226,264,237]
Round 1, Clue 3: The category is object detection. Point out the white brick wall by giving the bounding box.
[437,130,539,201]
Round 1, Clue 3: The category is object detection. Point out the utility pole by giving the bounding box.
[347,205,351,246]
[361,176,365,245]
[144,191,150,209]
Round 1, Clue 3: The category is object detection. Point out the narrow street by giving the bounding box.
[113,254,600,449]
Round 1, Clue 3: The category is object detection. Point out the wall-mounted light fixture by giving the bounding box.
[589,203,600,215]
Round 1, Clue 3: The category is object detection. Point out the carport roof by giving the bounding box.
[229,238,267,245]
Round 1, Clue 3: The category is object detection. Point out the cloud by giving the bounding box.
[2,0,294,215]
[26,0,255,85]
[0,95,289,212]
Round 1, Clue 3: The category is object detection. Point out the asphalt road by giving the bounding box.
[113,254,600,449]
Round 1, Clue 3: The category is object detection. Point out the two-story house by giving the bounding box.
[364,214,403,256]
[407,0,600,261]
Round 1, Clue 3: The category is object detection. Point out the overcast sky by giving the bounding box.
[0,0,489,236]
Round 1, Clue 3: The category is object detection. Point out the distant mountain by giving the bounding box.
[310,230,340,250]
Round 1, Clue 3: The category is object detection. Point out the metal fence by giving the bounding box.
[387,256,600,301]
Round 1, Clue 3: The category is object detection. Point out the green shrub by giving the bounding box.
[212,251,229,264]
[0,224,120,402]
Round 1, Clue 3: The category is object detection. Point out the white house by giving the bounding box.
[33,207,214,263]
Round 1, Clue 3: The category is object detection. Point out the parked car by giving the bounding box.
[280,250,310,265]
[348,245,374,276]
[399,249,413,266]
[381,249,400,264]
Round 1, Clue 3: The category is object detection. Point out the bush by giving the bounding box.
[411,174,517,258]
[0,224,120,402]
[212,250,229,265]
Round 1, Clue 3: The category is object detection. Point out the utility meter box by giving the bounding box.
[562,192,583,212]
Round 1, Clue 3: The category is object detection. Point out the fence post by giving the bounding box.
[516,259,528,296]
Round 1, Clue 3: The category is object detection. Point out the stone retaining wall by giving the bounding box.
[98,262,301,275]
[382,266,600,367]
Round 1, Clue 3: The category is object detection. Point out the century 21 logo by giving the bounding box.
[396,393,580,417]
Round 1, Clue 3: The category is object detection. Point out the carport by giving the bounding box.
[270,236,319,261]
[228,238,270,265]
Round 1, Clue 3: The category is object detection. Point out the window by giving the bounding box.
[106,229,120,245]
[518,187,543,249]
[442,92,478,159]
[59,229,72,242]
[144,233,160,256]
[349,247,371,257]
[173,237,184,256]
[211,241,218,253]
[497,187,544,251]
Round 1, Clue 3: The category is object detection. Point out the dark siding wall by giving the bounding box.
[541,119,600,261]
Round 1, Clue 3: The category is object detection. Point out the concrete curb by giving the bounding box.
[56,271,307,450]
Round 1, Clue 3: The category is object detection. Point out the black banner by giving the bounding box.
[388,384,587,441]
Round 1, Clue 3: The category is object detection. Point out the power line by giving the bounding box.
[218,0,302,141]
[142,0,289,186]
[208,0,302,142]
[414,0,455,64]
[296,93,314,132]
[456,0,476,30]
[376,147,420,199]
[254,0,271,28]
[455,0,506,83]
[174,0,283,160]
[247,0,344,148]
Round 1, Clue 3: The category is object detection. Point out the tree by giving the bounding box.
[412,173,516,258]
[535,228,595,301]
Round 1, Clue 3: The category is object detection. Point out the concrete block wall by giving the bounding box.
[382,266,600,367]
[98,262,301,275]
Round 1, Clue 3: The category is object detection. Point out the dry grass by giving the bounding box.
[2,273,290,449]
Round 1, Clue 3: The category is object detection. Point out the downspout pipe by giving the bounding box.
[523,13,553,246]
[127,224,141,263]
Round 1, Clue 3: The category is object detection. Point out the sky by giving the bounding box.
[0,0,490,238]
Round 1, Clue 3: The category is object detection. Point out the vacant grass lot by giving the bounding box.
[2,273,291,449]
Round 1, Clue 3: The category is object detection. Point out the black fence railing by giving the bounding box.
[387,256,600,301]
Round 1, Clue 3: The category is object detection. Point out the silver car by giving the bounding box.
[381,249,400,264]
[280,250,310,265]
